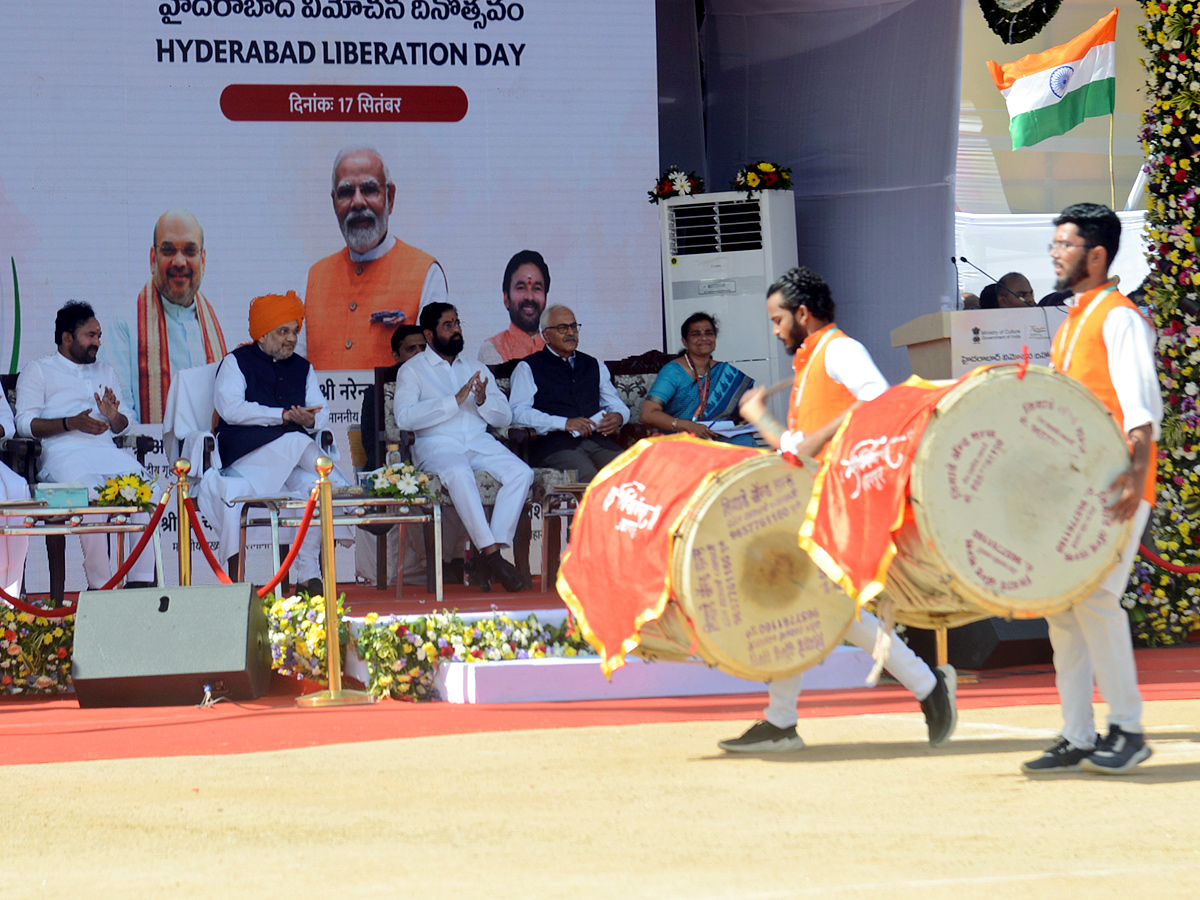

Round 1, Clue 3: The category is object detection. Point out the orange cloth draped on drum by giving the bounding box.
[557,435,762,677]
[801,375,958,603]
[1050,282,1157,503]
[787,324,855,462]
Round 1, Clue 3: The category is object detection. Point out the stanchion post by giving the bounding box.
[296,456,372,708]
[174,458,192,587]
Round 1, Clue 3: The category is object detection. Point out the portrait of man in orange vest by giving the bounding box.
[477,249,549,365]
[720,266,956,755]
[304,146,447,371]
[1021,203,1161,776]
[105,208,227,424]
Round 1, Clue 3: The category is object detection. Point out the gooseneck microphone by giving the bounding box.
[958,256,1004,287]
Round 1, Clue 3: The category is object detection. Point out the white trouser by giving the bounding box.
[422,447,533,550]
[1047,500,1150,750]
[79,512,157,589]
[764,608,937,729]
[0,462,29,595]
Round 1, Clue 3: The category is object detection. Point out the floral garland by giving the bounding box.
[1130,2,1200,646]
[0,605,73,695]
[648,166,704,204]
[367,460,433,501]
[95,473,155,512]
[355,610,595,701]
[263,591,349,683]
[731,161,793,196]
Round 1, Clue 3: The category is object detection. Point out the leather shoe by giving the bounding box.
[124,580,156,589]
[487,553,531,593]
[298,577,325,597]
[466,554,492,593]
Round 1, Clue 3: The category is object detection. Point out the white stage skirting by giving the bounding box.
[343,609,875,704]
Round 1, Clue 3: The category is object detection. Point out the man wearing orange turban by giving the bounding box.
[201,291,350,593]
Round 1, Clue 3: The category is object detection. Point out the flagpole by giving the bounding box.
[1109,113,1116,210]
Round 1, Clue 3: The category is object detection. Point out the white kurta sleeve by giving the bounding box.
[595,360,630,425]
[14,360,47,437]
[475,361,513,429]
[1103,306,1163,438]
[824,337,889,401]
[213,356,285,426]
[393,358,459,431]
[509,361,567,434]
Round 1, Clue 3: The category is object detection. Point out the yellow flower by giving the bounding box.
[364,612,379,625]
[746,171,760,188]
[759,163,775,172]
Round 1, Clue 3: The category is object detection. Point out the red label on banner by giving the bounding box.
[220,84,468,122]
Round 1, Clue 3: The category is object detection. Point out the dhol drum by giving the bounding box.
[874,365,1135,628]
[558,435,857,681]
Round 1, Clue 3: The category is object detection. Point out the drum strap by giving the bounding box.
[1054,283,1117,373]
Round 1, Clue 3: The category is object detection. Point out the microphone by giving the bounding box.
[951,256,961,309]
[958,256,1003,287]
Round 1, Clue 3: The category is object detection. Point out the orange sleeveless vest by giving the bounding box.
[1051,283,1157,503]
[788,324,856,462]
[304,239,438,370]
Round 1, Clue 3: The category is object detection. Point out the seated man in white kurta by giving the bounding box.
[394,302,533,593]
[207,291,349,594]
[15,301,157,589]
[0,397,30,599]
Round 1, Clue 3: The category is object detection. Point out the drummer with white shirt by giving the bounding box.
[720,266,957,754]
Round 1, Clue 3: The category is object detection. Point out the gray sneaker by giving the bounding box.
[717,720,806,753]
[1078,725,1152,774]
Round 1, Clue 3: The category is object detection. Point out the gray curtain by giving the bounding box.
[700,0,962,382]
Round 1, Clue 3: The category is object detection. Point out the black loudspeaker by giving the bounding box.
[72,583,272,708]
[904,617,1053,670]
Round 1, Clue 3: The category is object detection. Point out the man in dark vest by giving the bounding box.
[509,304,628,481]
[211,291,350,594]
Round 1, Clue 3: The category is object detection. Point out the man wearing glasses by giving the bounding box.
[305,146,447,371]
[394,303,533,592]
[1022,203,1161,775]
[106,208,227,423]
[509,304,628,481]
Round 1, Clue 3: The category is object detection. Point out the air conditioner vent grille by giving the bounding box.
[668,199,763,255]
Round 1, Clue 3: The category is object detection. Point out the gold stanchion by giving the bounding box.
[297,456,373,707]
[174,458,192,587]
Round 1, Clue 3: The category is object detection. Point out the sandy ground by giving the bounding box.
[11,698,1200,899]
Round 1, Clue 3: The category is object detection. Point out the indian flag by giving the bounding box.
[988,9,1117,150]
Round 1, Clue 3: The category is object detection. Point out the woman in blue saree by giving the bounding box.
[639,312,757,447]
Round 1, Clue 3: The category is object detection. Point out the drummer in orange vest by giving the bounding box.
[719,266,957,753]
[1021,204,1161,775]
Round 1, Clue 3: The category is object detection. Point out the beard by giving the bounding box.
[508,300,543,333]
[339,208,388,254]
[157,266,199,306]
[1054,254,1087,292]
[782,320,805,355]
[432,332,465,358]
[67,341,97,365]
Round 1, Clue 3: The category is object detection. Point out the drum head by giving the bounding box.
[910,365,1134,618]
[670,454,856,680]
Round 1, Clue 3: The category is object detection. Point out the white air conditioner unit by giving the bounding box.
[660,190,798,418]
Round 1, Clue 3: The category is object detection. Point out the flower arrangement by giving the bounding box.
[1127,4,1200,646]
[0,605,73,695]
[367,461,433,502]
[95,473,155,512]
[263,591,349,683]
[355,609,596,701]
[731,161,792,196]
[648,166,704,204]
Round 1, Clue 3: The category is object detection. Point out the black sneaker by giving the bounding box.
[1021,736,1096,773]
[1078,725,1152,774]
[920,664,957,747]
[717,720,806,753]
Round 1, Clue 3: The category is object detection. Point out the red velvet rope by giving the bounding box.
[0,492,171,619]
[254,491,319,599]
[97,495,170,591]
[182,497,233,585]
[1138,543,1200,575]
[0,586,76,619]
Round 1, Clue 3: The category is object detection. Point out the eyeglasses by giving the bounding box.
[1048,241,1093,253]
[157,243,201,259]
[437,318,463,331]
[334,180,384,201]
[546,322,582,335]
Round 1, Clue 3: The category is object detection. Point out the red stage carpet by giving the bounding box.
[3,645,1198,767]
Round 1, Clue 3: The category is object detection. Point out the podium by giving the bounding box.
[891,307,1068,380]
